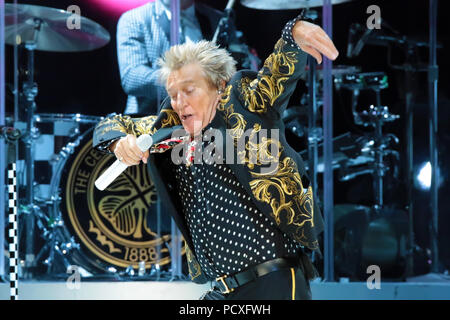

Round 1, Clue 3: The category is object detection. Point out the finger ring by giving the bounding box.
[119,157,123,161]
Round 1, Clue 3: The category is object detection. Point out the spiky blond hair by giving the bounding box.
[157,40,237,89]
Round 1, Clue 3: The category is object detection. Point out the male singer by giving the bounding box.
[94,11,338,299]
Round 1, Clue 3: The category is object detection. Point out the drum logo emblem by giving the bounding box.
[64,139,176,269]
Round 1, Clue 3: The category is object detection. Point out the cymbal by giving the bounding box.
[241,0,354,10]
[4,4,110,52]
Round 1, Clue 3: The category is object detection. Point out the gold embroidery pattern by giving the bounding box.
[185,244,202,280]
[97,108,179,139]
[159,108,181,128]
[217,58,317,249]
[219,85,247,145]
[97,115,132,136]
[249,156,317,250]
[133,115,158,135]
[218,84,232,112]
[239,38,298,114]
[228,38,317,250]
[226,104,247,145]
[97,114,158,136]
[236,123,283,169]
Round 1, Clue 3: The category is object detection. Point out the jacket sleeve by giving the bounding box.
[117,11,162,97]
[238,14,308,117]
[93,113,158,151]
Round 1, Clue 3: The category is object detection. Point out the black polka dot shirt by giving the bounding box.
[173,141,303,280]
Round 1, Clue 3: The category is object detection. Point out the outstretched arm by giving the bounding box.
[292,20,339,64]
[239,14,339,116]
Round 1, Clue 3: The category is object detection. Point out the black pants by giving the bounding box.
[200,266,312,300]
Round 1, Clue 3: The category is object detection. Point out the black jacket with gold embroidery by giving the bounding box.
[93,33,324,284]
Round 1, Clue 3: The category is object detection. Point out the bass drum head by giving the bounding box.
[57,130,177,275]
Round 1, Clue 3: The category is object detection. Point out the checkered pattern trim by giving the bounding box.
[8,163,19,300]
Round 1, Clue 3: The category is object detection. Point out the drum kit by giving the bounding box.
[273,0,439,280]
[1,0,436,282]
[256,0,424,280]
[2,3,175,280]
[292,64,411,279]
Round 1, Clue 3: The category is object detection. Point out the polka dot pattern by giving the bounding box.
[281,12,306,50]
[173,141,303,279]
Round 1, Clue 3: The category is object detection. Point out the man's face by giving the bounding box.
[167,63,219,136]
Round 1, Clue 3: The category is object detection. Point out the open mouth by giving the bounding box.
[181,114,193,121]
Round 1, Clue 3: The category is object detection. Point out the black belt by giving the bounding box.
[213,257,299,295]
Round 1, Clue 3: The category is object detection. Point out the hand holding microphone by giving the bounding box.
[95,134,153,191]
[113,134,151,165]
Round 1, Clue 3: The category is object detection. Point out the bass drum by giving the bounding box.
[49,125,179,275]
[334,204,408,280]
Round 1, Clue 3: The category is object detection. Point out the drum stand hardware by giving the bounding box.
[32,214,80,275]
[306,55,321,210]
[353,104,400,209]
[346,1,442,275]
[13,17,87,279]
[335,73,400,210]
[18,19,42,278]
[428,0,439,274]
[4,3,141,279]
[213,0,260,71]
[330,74,407,280]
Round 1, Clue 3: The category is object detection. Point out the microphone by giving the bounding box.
[95,134,153,191]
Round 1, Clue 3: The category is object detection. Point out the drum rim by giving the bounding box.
[34,113,104,123]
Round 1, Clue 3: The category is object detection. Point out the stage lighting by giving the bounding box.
[87,0,153,16]
[416,161,432,190]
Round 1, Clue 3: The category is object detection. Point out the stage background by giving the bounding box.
[4,0,450,273]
